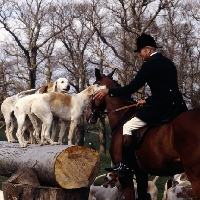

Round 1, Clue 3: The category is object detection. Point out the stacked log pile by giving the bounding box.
[0,142,100,200]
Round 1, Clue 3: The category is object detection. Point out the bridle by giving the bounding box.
[86,97,112,138]
[87,96,137,119]
[86,80,138,136]
[86,98,105,124]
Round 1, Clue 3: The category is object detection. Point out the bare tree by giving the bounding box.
[0,0,71,89]
[53,2,96,145]
[37,38,56,84]
[88,0,168,101]
[158,1,200,108]
[1,0,200,150]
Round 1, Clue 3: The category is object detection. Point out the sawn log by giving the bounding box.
[0,142,100,189]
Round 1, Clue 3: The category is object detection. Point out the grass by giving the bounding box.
[0,121,168,200]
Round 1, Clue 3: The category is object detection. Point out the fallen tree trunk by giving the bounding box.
[0,142,100,189]
[2,182,90,200]
[2,165,90,200]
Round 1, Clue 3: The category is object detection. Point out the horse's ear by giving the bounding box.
[107,68,116,78]
[95,68,102,81]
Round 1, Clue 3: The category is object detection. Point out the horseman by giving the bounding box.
[93,33,188,175]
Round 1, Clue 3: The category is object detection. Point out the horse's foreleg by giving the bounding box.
[123,185,135,200]
[51,117,59,142]
[135,172,150,200]
[190,180,200,200]
[119,176,135,200]
[185,169,200,200]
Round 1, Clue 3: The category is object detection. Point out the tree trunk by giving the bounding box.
[75,115,85,146]
[2,182,90,200]
[0,142,100,189]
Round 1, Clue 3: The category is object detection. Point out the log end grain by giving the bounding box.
[55,146,100,189]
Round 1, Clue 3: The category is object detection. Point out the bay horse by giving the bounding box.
[86,68,200,200]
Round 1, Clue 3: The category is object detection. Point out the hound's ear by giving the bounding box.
[107,68,116,78]
[52,81,57,92]
[180,173,187,181]
[38,85,48,94]
[95,68,102,81]
[88,85,96,95]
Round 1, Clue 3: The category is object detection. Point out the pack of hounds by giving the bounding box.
[0,172,193,200]
[89,172,193,200]
[1,77,106,147]
[0,79,195,199]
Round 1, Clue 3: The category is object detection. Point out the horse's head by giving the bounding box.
[85,68,118,124]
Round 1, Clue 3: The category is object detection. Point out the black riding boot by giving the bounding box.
[121,134,134,168]
[105,134,136,176]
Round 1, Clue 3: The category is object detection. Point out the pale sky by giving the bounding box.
[0,27,8,42]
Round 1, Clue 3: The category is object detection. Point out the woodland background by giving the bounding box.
[0,0,200,153]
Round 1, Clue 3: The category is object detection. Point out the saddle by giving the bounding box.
[132,125,150,150]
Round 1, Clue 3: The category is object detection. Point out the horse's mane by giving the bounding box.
[102,74,122,88]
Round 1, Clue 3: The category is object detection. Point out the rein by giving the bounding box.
[103,103,137,114]
[109,107,136,137]
[86,100,137,140]
[102,103,137,139]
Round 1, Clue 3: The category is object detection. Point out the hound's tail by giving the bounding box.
[152,176,159,184]
[91,174,107,185]
[17,89,37,98]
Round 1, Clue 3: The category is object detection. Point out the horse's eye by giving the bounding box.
[61,81,64,83]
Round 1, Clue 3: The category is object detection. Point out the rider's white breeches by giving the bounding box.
[123,117,147,135]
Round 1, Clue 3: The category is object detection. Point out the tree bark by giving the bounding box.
[2,182,90,200]
[75,115,85,146]
[0,142,100,189]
